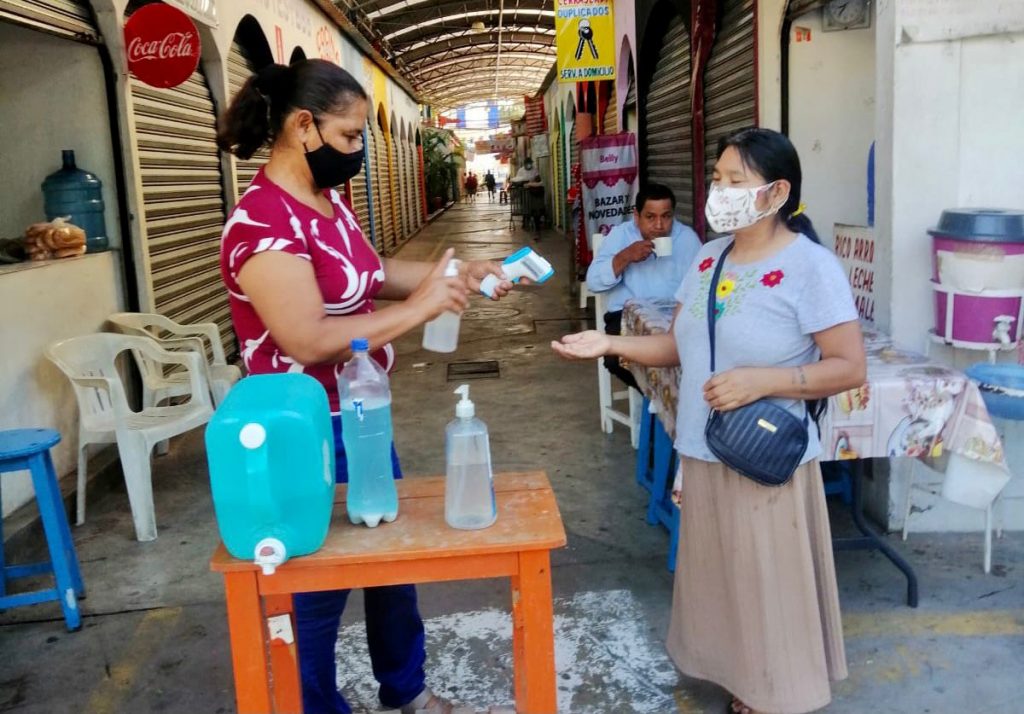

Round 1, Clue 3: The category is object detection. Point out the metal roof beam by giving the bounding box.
[392,24,554,53]
[410,54,554,80]
[417,66,550,93]
[399,32,555,65]
[381,7,553,42]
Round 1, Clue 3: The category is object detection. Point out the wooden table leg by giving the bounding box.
[223,572,273,713]
[511,550,557,714]
[265,593,303,713]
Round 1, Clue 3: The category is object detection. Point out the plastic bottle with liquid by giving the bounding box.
[338,338,398,527]
[445,384,496,530]
[422,259,462,353]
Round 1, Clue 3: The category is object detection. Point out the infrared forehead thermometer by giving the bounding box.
[479,247,555,298]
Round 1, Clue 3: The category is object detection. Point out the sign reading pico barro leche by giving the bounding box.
[833,224,875,324]
[124,3,201,89]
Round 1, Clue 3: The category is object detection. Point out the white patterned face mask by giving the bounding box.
[704,182,781,233]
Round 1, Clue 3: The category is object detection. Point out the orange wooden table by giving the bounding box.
[210,471,566,714]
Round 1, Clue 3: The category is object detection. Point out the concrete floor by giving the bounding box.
[2,200,1023,714]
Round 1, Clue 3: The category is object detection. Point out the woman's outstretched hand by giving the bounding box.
[551,330,611,360]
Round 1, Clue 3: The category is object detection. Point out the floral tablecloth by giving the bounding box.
[623,299,1011,509]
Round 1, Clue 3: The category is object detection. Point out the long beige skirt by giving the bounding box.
[666,458,848,714]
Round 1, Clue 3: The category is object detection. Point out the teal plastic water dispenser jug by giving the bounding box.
[205,374,335,574]
[41,150,108,252]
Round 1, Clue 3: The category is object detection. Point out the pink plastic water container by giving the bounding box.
[929,209,1024,346]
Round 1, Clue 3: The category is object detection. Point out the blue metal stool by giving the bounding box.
[634,399,657,493]
[0,429,85,631]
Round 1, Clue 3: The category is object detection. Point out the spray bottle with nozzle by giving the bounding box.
[478,247,555,298]
[445,384,496,530]
[423,259,462,352]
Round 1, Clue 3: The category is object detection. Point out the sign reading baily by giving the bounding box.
[833,224,875,324]
[124,3,201,89]
[580,133,638,250]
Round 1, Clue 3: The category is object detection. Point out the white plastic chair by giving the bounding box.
[47,333,215,541]
[592,233,642,448]
[107,312,241,406]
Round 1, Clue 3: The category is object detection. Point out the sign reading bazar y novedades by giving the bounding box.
[555,0,615,83]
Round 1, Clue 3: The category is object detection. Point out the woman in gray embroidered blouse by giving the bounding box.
[553,128,866,714]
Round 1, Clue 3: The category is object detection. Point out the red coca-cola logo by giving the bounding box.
[124,4,201,89]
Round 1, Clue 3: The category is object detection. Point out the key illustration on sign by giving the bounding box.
[575,19,599,60]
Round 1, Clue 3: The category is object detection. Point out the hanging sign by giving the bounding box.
[124,4,201,89]
[833,224,876,324]
[580,133,638,248]
[555,0,615,83]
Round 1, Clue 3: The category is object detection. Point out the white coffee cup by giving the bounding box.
[652,236,673,257]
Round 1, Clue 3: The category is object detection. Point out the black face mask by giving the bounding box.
[304,121,365,189]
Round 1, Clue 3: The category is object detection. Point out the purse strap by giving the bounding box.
[706,242,735,373]
[706,241,809,425]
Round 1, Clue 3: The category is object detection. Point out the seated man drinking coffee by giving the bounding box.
[585,183,700,389]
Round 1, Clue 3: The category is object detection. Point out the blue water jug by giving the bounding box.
[41,150,108,252]
[338,338,399,527]
[205,373,335,574]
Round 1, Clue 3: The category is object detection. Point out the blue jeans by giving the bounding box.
[294,415,425,714]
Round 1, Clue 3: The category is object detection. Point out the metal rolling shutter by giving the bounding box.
[366,127,384,254]
[386,136,400,253]
[374,126,396,255]
[603,83,618,135]
[0,0,98,42]
[130,72,234,357]
[643,15,693,224]
[416,143,426,224]
[227,41,271,201]
[349,130,370,234]
[704,0,756,182]
[401,143,413,232]
[624,70,637,132]
[394,137,409,241]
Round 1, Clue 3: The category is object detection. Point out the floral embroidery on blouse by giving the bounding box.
[691,261,787,319]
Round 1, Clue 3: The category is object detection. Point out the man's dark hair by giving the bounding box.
[635,183,676,213]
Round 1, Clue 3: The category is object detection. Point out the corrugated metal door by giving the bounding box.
[395,136,410,241]
[416,142,426,224]
[603,83,618,135]
[404,139,417,230]
[376,125,396,255]
[552,130,561,225]
[227,41,271,201]
[0,0,98,41]
[130,71,234,356]
[704,0,756,182]
[367,126,384,254]
[349,130,370,232]
[386,135,400,253]
[642,14,693,224]
[624,68,637,132]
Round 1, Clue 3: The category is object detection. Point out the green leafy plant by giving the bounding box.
[423,128,459,208]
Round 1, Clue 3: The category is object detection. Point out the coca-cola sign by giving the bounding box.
[124,4,201,89]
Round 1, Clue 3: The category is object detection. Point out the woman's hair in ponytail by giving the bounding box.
[716,127,821,244]
[217,59,368,160]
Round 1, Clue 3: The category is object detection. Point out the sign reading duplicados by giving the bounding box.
[555,0,615,83]
[124,3,201,89]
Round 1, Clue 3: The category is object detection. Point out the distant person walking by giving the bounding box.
[484,170,497,202]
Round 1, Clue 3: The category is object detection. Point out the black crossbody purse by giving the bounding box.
[703,242,808,486]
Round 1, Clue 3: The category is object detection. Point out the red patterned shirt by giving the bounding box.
[220,169,391,413]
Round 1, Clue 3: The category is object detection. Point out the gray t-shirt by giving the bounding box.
[672,234,858,462]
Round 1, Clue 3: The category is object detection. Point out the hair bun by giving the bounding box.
[254,64,291,96]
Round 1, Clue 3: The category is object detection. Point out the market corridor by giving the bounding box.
[1,201,1022,714]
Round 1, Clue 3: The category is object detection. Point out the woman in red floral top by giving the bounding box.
[217,60,512,714]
